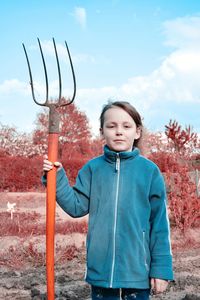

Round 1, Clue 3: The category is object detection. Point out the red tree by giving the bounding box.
[165,119,198,155]
[166,164,200,233]
[0,101,94,190]
[33,99,92,160]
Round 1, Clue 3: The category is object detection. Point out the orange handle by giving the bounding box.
[46,133,59,300]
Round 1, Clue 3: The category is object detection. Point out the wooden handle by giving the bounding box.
[46,133,59,299]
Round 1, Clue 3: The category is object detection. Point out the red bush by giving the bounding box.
[166,165,200,233]
[62,157,88,185]
[0,242,80,269]
[0,154,89,191]
[0,211,42,237]
[148,150,200,233]
[0,155,43,192]
[148,151,181,173]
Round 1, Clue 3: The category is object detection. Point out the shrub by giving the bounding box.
[0,211,42,236]
[0,155,43,192]
[62,158,88,185]
[148,150,200,233]
[0,211,88,237]
[0,242,80,269]
[0,155,88,191]
[148,151,180,173]
[166,165,200,233]
[0,211,87,268]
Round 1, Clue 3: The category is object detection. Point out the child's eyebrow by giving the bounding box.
[105,121,116,124]
[106,121,132,123]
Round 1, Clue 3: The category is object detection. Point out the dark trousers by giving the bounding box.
[91,286,150,300]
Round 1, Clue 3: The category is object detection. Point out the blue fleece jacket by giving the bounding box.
[49,146,173,288]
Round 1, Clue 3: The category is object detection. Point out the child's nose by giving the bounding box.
[116,126,123,135]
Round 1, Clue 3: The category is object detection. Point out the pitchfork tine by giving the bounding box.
[22,43,44,106]
[23,38,76,107]
[37,38,49,105]
[52,38,62,103]
[64,41,76,105]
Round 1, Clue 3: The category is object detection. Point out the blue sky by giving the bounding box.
[0,0,200,136]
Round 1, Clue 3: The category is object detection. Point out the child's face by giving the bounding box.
[100,107,141,152]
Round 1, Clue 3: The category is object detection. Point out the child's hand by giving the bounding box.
[150,278,169,294]
[43,155,62,172]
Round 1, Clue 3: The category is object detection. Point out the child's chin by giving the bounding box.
[112,146,129,152]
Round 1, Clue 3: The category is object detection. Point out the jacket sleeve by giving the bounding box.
[149,167,174,281]
[42,163,91,218]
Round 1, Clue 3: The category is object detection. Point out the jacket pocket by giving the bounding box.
[142,231,149,271]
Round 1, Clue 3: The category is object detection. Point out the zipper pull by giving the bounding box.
[115,154,120,172]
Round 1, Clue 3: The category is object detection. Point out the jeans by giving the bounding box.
[91,286,150,300]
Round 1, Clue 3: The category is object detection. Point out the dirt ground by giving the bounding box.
[0,192,200,300]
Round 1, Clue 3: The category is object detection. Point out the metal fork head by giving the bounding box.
[22,38,76,109]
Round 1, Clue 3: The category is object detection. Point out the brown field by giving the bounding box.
[0,192,200,300]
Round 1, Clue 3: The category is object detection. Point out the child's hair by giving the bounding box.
[100,101,143,148]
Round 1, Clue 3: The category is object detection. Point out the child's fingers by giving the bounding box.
[54,161,62,170]
[152,278,168,294]
[54,161,62,167]
[43,159,53,172]
[150,278,155,291]
[43,155,62,172]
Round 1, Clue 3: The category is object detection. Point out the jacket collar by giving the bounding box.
[103,145,140,162]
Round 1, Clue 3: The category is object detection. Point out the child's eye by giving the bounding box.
[124,125,132,128]
[106,125,115,128]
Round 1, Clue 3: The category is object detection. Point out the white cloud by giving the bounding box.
[0,79,29,95]
[74,7,87,29]
[163,15,200,49]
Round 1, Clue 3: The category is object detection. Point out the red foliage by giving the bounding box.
[0,155,43,192]
[62,157,89,185]
[55,244,79,263]
[148,151,200,233]
[166,164,200,234]
[56,220,88,235]
[0,211,88,237]
[33,101,92,158]
[0,211,87,268]
[90,136,104,157]
[0,242,79,269]
[0,154,89,191]
[147,121,200,234]
[59,140,93,161]
[0,211,42,236]
[148,148,200,234]
[148,151,181,173]
[0,243,43,268]
[165,119,198,154]
[1,114,199,236]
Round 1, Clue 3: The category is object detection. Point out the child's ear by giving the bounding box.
[135,126,141,139]
[99,128,104,139]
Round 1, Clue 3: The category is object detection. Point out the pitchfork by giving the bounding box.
[22,38,76,299]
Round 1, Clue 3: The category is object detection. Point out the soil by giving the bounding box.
[0,192,200,300]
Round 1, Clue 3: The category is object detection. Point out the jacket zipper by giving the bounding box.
[110,153,120,287]
[142,231,149,271]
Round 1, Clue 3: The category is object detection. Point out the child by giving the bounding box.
[43,101,173,300]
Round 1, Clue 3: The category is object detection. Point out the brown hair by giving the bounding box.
[100,101,143,148]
